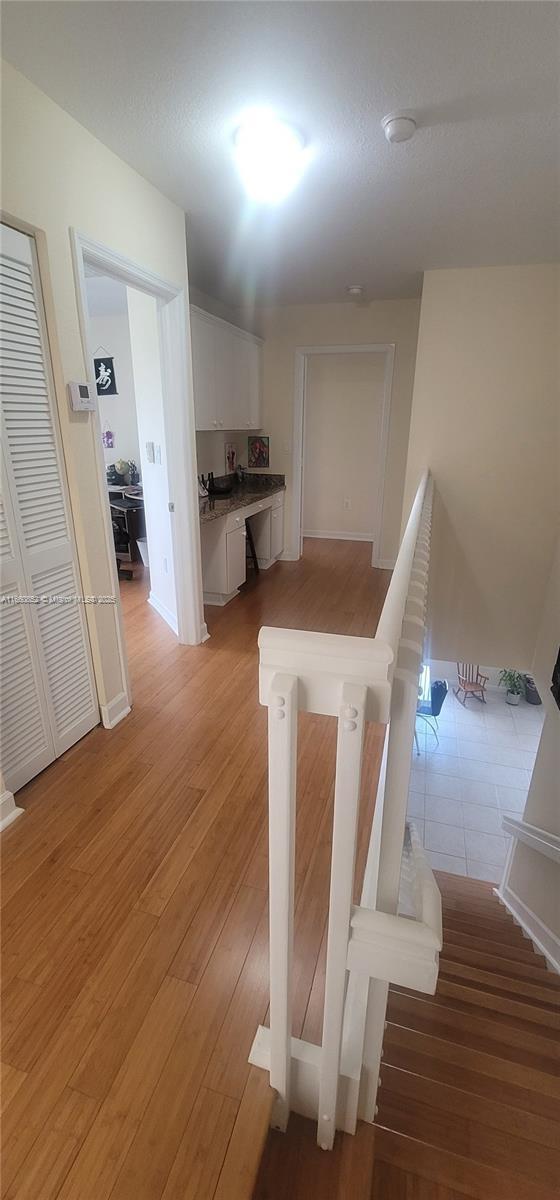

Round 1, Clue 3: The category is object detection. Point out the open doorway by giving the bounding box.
[291,344,394,565]
[84,271,177,639]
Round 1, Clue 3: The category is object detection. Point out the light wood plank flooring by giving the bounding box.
[1,539,389,1200]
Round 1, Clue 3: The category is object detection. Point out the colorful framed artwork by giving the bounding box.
[248,435,269,469]
[225,442,237,473]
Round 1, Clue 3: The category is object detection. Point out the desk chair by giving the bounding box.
[414,679,449,755]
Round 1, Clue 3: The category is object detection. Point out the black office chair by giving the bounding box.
[414,679,448,755]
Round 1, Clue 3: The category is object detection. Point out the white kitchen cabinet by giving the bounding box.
[190,305,262,432]
[270,503,284,560]
[226,525,247,593]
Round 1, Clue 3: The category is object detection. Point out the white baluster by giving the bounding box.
[267,672,298,1131]
[317,681,367,1150]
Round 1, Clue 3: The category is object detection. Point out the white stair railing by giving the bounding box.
[249,469,442,1146]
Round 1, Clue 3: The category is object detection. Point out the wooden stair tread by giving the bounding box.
[438,958,560,1006]
[376,1089,560,1189]
[383,1022,560,1117]
[436,977,560,1029]
[379,1063,560,1150]
[374,1126,559,1200]
[387,990,560,1075]
[441,941,553,979]
[441,914,531,945]
[442,928,547,967]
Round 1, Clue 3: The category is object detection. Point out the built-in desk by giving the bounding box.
[199,486,285,605]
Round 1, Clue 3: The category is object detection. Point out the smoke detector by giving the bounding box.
[382,112,417,144]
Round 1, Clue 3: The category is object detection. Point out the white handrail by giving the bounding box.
[501,817,560,865]
[249,468,440,1148]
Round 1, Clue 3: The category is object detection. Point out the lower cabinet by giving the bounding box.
[200,493,285,605]
[226,526,247,593]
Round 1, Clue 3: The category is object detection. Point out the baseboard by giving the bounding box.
[0,790,24,832]
[203,589,239,607]
[279,550,300,562]
[374,558,396,570]
[100,691,132,730]
[495,883,560,974]
[148,592,179,634]
[200,621,210,642]
[303,530,374,542]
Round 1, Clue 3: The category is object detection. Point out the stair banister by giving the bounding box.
[249,468,441,1147]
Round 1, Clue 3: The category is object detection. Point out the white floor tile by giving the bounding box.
[496,786,527,813]
[467,859,503,884]
[458,740,534,771]
[464,830,508,866]
[516,733,542,753]
[424,734,458,757]
[423,772,462,801]
[409,768,426,793]
[423,753,462,777]
[425,821,466,856]
[458,759,498,785]
[484,715,516,733]
[461,803,503,834]
[460,779,498,807]
[425,795,463,827]
[491,764,531,789]
[426,851,467,877]
[407,790,425,819]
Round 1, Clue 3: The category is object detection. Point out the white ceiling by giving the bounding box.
[3,2,559,306]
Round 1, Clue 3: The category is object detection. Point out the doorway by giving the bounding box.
[72,230,207,723]
[291,344,394,565]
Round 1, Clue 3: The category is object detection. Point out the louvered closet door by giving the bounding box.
[0,223,98,791]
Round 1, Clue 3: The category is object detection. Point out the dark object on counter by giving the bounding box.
[523,674,542,705]
[207,472,233,497]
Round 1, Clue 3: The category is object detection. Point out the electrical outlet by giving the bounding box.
[343,496,351,509]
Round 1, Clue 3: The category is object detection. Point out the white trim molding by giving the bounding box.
[100,691,132,730]
[303,530,374,543]
[290,343,395,569]
[0,789,24,832]
[496,885,560,974]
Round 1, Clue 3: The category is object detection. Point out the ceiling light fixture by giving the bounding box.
[346,285,364,299]
[233,109,307,204]
[382,111,417,144]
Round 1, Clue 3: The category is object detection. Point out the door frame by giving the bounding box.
[290,343,395,566]
[71,230,207,716]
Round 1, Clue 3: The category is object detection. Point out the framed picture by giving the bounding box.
[225,442,237,474]
[94,356,118,395]
[248,435,269,469]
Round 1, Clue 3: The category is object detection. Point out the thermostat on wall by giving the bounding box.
[68,381,96,412]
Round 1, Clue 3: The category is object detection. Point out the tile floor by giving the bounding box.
[408,683,544,883]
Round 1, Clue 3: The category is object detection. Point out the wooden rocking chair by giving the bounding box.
[454,663,489,706]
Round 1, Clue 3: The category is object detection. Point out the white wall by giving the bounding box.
[86,278,141,471]
[403,264,559,669]
[256,300,420,564]
[195,430,248,479]
[127,288,177,632]
[303,352,386,539]
[1,61,193,715]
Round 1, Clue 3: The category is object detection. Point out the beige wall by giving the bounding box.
[303,352,386,539]
[403,264,559,668]
[1,62,192,712]
[258,300,421,563]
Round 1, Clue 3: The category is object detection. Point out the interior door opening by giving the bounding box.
[83,271,179,661]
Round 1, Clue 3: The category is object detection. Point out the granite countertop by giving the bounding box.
[199,475,285,525]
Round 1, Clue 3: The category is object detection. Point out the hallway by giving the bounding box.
[1,540,389,1200]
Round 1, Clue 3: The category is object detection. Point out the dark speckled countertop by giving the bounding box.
[199,474,286,525]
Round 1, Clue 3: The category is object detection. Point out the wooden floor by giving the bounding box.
[1,539,389,1200]
[255,871,560,1200]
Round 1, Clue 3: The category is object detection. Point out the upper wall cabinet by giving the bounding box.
[190,306,263,432]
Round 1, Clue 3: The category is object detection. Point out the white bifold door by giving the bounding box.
[0,223,98,794]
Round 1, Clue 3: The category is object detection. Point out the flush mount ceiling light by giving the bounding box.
[233,109,307,204]
[381,111,417,144]
[345,284,364,298]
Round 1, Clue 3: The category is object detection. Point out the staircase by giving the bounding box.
[373,870,560,1200]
